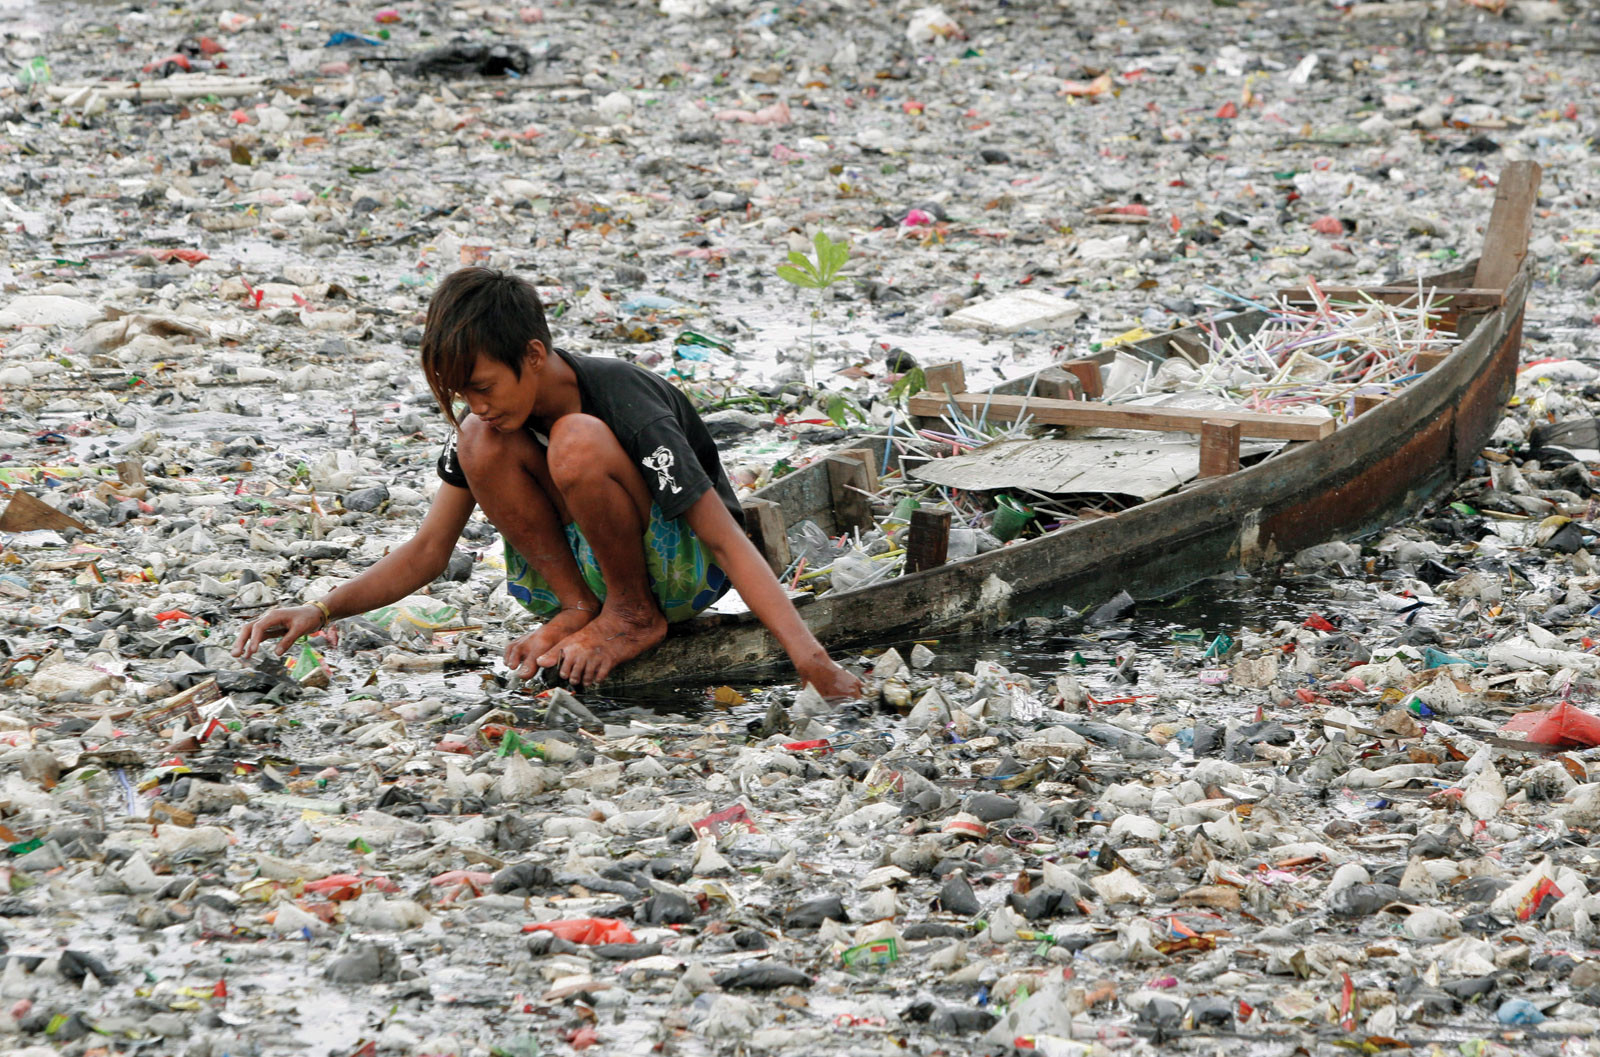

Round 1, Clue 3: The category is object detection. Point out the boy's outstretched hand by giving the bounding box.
[798,655,863,700]
[233,605,327,660]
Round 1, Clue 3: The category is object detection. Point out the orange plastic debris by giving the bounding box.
[522,917,637,945]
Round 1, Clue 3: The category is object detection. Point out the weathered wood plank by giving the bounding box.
[1061,358,1103,399]
[1198,421,1241,478]
[1351,394,1388,418]
[741,498,790,576]
[755,437,892,535]
[832,448,880,493]
[906,508,952,573]
[826,455,874,534]
[921,361,967,396]
[1475,160,1541,292]
[1031,367,1083,400]
[904,392,1335,441]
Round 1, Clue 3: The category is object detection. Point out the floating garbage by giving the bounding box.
[1,0,1599,1053]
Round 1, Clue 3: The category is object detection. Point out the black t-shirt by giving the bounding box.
[436,348,744,528]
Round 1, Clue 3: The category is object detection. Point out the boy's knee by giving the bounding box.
[547,415,619,487]
[455,415,512,472]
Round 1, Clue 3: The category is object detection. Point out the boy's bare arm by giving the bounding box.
[234,483,477,658]
[684,490,862,699]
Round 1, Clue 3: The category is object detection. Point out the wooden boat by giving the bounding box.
[605,162,1541,688]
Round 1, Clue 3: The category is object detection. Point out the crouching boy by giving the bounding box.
[234,267,862,698]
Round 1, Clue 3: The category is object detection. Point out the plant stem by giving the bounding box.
[808,302,818,388]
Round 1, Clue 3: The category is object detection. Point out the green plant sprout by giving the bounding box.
[887,366,927,405]
[777,231,850,385]
[824,392,867,428]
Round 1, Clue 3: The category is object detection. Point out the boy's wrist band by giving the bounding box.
[308,600,333,628]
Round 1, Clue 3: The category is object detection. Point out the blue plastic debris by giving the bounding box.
[1496,998,1545,1026]
[325,32,382,47]
[621,294,683,313]
[1423,645,1484,669]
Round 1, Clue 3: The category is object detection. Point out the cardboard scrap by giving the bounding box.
[0,490,90,534]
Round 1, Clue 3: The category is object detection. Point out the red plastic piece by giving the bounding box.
[522,917,637,945]
[1501,700,1600,749]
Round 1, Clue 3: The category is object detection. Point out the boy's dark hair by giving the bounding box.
[419,267,553,426]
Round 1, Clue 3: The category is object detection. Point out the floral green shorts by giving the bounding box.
[504,503,730,623]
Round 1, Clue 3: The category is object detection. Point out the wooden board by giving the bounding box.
[1198,421,1241,478]
[741,498,790,576]
[826,455,874,534]
[0,490,90,534]
[1060,359,1103,398]
[906,509,951,573]
[905,392,1335,441]
[1475,161,1542,292]
[921,361,967,396]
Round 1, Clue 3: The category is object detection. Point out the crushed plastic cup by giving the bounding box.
[991,494,1033,542]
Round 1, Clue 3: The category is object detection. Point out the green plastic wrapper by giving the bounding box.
[364,596,460,632]
[290,639,327,684]
[839,936,898,969]
[16,57,51,86]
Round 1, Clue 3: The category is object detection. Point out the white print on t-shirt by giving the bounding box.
[641,445,683,494]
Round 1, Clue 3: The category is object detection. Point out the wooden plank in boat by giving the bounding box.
[906,509,952,573]
[826,455,875,534]
[904,391,1335,441]
[1476,161,1542,293]
[741,498,790,576]
[1199,421,1242,478]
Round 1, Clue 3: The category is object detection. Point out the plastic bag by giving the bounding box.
[364,595,460,633]
[787,520,838,566]
[521,917,637,945]
[1501,700,1600,749]
[828,550,876,593]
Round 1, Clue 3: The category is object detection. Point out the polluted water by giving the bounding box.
[3,0,1600,1055]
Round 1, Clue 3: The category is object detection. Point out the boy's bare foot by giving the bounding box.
[537,602,666,687]
[506,608,594,677]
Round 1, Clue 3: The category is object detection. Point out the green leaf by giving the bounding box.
[787,250,820,275]
[822,236,849,277]
[776,265,821,289]
[824,394,865,427]
[810,233,849,284]
[888,366,926,402]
